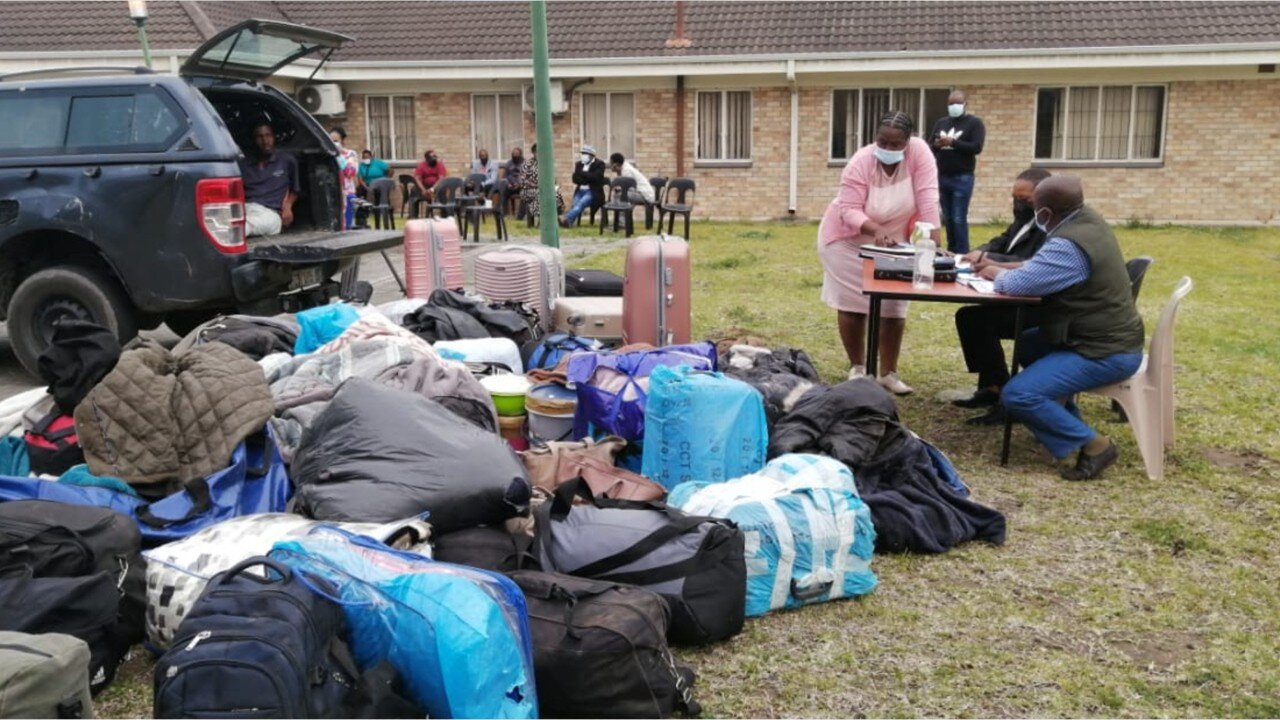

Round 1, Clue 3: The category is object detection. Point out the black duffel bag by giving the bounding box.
[510,570,700,718]
[432,526,540,573]
[534,478,746,646]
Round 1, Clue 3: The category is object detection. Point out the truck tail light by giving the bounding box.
[195,177,247,254]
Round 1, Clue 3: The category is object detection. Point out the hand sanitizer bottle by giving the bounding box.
[912,222,936,290]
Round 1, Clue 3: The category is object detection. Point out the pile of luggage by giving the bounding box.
[0,223,1004,718]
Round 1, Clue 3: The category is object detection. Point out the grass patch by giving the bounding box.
[103,220,1280,718]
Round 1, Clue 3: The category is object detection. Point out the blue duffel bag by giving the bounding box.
[271,526,538,719]
[0,429,291,548]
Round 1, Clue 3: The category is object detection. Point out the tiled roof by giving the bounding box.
[2,1,1279,60]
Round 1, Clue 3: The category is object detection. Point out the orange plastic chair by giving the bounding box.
[1085,276,1193,480]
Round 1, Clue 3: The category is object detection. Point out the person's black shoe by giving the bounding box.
[1060,441,1119,481]
[965,405,1007,426]
[953,387,1001,409]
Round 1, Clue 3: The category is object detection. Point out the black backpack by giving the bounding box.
[0,566,131,695]
[534,479,747,646]
[0,501,146,693]
[431,525,540,574]
[509,570,700,718]
[154,557,358,719]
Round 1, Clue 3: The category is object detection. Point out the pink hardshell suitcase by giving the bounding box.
[474,244,564,331]
[403,218,465,298]
[621,235,691,346]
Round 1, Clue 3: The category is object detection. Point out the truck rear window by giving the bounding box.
[0,94,68,155]
[0,86,186,157]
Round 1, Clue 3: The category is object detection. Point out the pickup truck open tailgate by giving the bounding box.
[247,228,402,263]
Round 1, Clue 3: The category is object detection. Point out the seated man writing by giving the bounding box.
[952,168,1051,424]
[238,122,299,237]
[978,175,1144,481]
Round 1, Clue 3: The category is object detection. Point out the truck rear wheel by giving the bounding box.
[8,265,139,377]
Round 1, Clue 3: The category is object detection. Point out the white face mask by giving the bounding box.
[581,154,592,165]
[1034,207,1053,233]
[873,146,905,165]
[948,103,965,118]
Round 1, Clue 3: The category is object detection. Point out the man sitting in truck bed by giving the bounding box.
[239,122,300,237]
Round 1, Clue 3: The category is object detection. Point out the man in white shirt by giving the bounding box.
[609,153,655,204]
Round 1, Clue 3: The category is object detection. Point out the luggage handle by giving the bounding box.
[221,556,293,585]
[790,577,835,602]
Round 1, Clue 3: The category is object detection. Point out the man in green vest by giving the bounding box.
[977,176,1144,480]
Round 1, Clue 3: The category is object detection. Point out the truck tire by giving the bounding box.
[8,265,139,377]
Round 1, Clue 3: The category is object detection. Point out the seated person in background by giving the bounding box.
[471,148,499,195]
[952,167,1052,423]
[238,122,299,237]
[356,148,390,199]
[411,149,448,216]
[979,175,1144,481]
[559,145,606,227]
[502,147,525,215]
[609,152,655,205]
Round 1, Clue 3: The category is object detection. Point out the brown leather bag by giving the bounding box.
[520,436,627,492]
[566,455,667,503]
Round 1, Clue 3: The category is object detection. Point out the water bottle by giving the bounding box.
[912,222,936,290]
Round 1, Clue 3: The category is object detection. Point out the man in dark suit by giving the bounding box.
[952,168,1052,423]
[560,144,607,227]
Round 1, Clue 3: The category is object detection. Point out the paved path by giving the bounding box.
[0,231,629,397]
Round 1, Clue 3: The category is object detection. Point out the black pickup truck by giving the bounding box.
[0,20,400,374]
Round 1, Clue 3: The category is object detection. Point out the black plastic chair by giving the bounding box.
[599,177,637,237]
[397,174,417,218]
[467,179,508,243]
[1127,256,1154,300]
[658,177,695,239]
[640,175,667,230]
[368,178,397,230]
[420,177,466,234]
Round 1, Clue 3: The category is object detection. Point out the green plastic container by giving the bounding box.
[480,374,532,417]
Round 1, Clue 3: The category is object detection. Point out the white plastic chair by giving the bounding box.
[1085,276,1193,480]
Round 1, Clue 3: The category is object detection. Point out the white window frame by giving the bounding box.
[363,94,416,163]
[580,91,636,158]
[470,92,524,160]
[694,89,753,165]
[1032,84,1168,165]
[826,87,951,163]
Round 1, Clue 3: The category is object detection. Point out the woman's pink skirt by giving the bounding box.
[817,235,908,318]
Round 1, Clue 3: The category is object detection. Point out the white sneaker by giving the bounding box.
[877,372,914,395]
[847,365,867,380]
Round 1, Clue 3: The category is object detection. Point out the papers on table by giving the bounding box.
[859,243,915,258]
[957,276,996,294]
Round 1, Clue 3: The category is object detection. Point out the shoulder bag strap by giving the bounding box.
[134,478,212,528]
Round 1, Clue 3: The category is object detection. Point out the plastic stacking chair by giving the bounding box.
[639,175,667,230]
[658,178,695,240]
[1084,276,1193,480]
[467,179,508,243]
[420,177,466,234]
[1127,256,1153,300]
[397,174,417,218]
[369,178,397,230]
[599,177,637,237]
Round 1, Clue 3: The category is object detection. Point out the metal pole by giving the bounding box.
[134,18,153,69]
[530,0,559,249]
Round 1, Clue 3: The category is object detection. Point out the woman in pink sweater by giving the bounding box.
[817,111,941,394]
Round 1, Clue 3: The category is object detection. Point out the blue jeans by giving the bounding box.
[343,193,357,229]
[563,188,594,224]
[1002,328,1143,459]
[939,173,975,254]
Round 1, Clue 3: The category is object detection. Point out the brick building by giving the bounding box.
[3,1,1279,224]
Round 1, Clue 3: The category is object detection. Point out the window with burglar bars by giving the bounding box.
[696,90,751,162]
[1034,85,1166,162]
[829,87,951,161]
[472,93,524,160]
[365,95,416,162]
[582,92,635,159]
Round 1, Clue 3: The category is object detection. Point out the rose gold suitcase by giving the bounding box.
[402,219,465,298]
[553,296,623,342]
[622,235,691,346]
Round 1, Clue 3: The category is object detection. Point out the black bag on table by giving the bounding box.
[534,478,746,646]
[509,570,700,718]
[565,268,625,297]
[0,567,131,695]
[154,557,359,719]
[431,525,540,573]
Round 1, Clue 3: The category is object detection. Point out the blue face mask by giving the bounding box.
[873,146,904,165]
[1034,208,1053,233]
[948,103,965,118]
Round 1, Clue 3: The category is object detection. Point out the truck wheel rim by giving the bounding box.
[36,298,94,344]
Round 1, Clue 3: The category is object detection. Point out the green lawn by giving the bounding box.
[98,220,1280,718]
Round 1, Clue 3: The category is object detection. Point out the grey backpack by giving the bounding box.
[0,631,93,718]
[534,478,746,645]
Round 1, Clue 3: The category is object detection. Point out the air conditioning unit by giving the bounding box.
[522,81,568,115]
[296,83,345,116]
